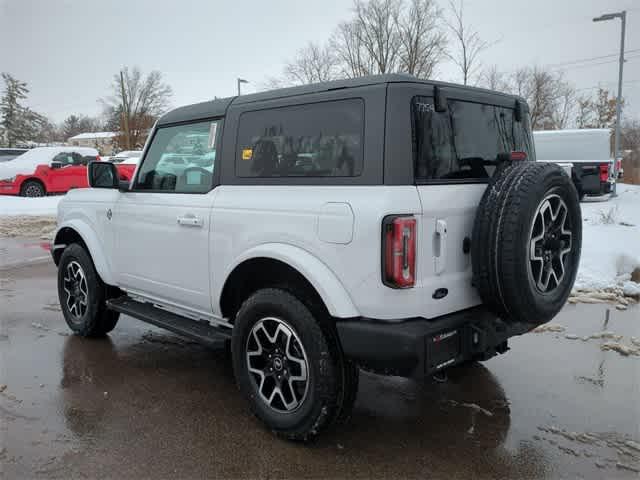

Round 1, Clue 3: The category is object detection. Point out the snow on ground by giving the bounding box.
[0,195,60,216]
[576,184,640,295]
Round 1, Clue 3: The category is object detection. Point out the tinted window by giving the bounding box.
[52,152,79,166]
[236,99,364,178]
[135,120,219,193]
[412,97,534,181]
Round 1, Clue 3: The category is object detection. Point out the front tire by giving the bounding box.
[57,244,119,337]
[231,288,350,441]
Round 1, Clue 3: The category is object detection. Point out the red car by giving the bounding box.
[0,147,100,197]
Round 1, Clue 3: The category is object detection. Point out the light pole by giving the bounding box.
[237,78,249,96]
[593,10,626,196]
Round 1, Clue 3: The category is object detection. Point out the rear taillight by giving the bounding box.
[599,164,609,182]
[382,215,416,288]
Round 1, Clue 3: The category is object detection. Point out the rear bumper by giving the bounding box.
[336,307,535,378]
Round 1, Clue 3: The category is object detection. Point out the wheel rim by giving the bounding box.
[24,184,43,197]
[63,261,89,321]
[245,317,309,413]
[529,194,573,293]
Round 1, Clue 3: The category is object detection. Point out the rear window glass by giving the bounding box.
[412,97,534,181]
[236,99,364,178]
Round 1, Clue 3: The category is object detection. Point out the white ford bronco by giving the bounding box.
[52,74,582,440]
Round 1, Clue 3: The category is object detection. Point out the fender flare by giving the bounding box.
[53,219,115,285]
[221,243,360,319]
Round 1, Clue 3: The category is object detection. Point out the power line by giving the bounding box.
[550,54,640,71]
[576,79,640,91]
[545,49,640,68]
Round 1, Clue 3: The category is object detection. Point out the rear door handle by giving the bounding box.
[177,214,203,227]
[435,219,447,275]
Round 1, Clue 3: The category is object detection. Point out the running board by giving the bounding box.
[106,296,231,348]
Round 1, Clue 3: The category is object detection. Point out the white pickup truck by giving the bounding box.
[534,128,615,200]
[52,74,582,440]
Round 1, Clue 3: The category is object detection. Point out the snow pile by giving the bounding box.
[575,184,640,297]
[0,216,56,239]
[0,196,60,216]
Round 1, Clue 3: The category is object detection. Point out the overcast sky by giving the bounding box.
[1,0,639,124]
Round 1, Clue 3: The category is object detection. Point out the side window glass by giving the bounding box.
[53,152,74,166]
[134,120,219,193]
[236,99,364,178]
[71,152,83,166]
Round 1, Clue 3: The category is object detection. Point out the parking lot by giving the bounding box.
[1,258,638,479]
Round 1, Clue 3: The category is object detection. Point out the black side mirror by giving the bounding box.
[88,161,118,189]
[50,161,62,169]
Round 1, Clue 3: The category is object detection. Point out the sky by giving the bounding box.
[1,0,639,125]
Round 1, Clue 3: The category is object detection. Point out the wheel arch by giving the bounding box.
[219,244,359,322]
[52,222,115,285]
[18,176,47,195]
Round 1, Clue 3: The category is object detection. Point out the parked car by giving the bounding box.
[0,147,100,197]
[115,155,140,182]
[0,147,29,163]
[52,74,581,440]
[534,129,614,200]
[109,150,143,163]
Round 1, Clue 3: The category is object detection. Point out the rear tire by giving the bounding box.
[57,244,119,336]
[231,288,350,441]
[20,180,45,197]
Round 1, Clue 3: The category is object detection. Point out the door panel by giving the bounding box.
[418,184,485,314]
[114,192,216,315]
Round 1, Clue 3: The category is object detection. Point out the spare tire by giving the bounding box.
[472,162,582,324]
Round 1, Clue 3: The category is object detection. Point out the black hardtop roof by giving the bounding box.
[157,74,525,126]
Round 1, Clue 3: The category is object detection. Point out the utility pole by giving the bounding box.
[237,78,248,96]
[593,11,627,197]
[120,70,131,150]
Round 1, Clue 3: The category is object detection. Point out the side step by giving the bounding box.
[106,296,231,348]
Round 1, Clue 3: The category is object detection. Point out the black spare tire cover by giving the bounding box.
[472,162,582,324]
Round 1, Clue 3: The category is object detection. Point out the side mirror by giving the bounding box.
[88,161,118,189]
[50,161,62,169]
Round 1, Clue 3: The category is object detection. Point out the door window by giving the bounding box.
[52,152,77,166]
[236,99,364,177]
[412,97,534,181]
[134,120,219,193]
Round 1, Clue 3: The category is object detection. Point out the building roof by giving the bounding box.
[68,131,117,141]
[157,74,526,126]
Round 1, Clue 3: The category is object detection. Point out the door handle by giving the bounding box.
[435,219,447,275]
[177,214,203,227]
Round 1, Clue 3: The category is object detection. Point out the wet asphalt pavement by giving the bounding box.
[1,260,639,479]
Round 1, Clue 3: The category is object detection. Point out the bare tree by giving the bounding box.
[479,65,509,92]
[507,67,575,130]
[272,42,341,87]
[592,88,619,129]
[395,0,446,78]
[575,94,594,129]
[444,0,489,85]
[102,66,172,149]
[550,81,576,129]
[332,20,377,78]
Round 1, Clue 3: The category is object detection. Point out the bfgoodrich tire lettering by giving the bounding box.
[472,163,581,324]
[57,244,119,336]
[231,288,343,441]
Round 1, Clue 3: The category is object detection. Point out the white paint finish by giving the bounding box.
[55,188,121,284]
[317,202,354,244]
[417,184,484,316]
[211,185,427,320]
[534,129,612,163]
[112,190,218,314]
[57,183,485,323]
